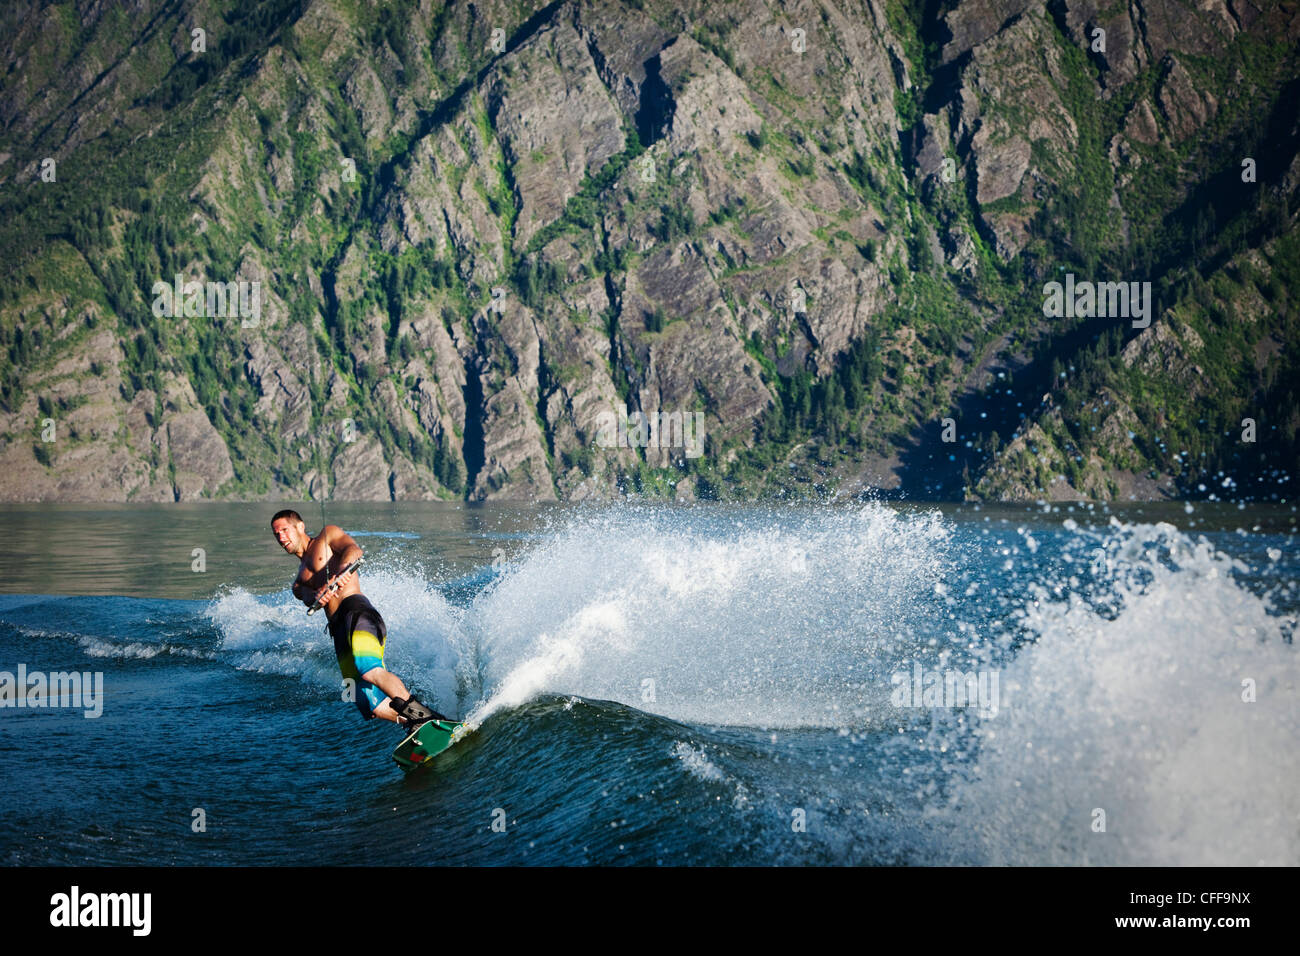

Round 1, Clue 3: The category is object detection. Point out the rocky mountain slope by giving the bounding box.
[0,0,1296,502]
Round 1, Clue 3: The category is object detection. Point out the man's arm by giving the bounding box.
[303,526,363,609]
[322,525,363,574]
[291,579,314,606]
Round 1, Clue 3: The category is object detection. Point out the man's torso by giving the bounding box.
[295,531,361,615]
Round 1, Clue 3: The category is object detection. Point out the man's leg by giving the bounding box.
[349,605,446,726]
[362,666,411,723]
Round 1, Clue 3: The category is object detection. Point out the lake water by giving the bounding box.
[1,500,1295,864]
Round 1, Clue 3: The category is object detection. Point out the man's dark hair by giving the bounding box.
[271,509,304,525]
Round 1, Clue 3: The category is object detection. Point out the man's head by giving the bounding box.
[271,509,307,556]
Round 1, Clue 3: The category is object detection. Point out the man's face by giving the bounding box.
[271,517,305,554]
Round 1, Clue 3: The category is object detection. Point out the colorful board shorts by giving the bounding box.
[327,594,388,720]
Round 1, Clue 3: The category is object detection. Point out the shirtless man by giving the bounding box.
[270,509,444,730]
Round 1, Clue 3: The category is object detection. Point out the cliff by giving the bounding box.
[0,0,1296,502]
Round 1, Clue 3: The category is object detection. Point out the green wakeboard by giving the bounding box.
[392,718,466,770]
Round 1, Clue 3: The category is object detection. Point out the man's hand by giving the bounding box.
[312,568,356,608]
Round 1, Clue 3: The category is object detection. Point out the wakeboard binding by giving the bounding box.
[391,696,448,731]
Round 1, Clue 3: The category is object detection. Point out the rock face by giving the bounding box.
[941,0,1038,63]
[468,305,556,501]
[937,4,1081,261]
[1155,57,1219,142]
[486,18,626,253]
[162,375,236,500]
[0,0,1296,503]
